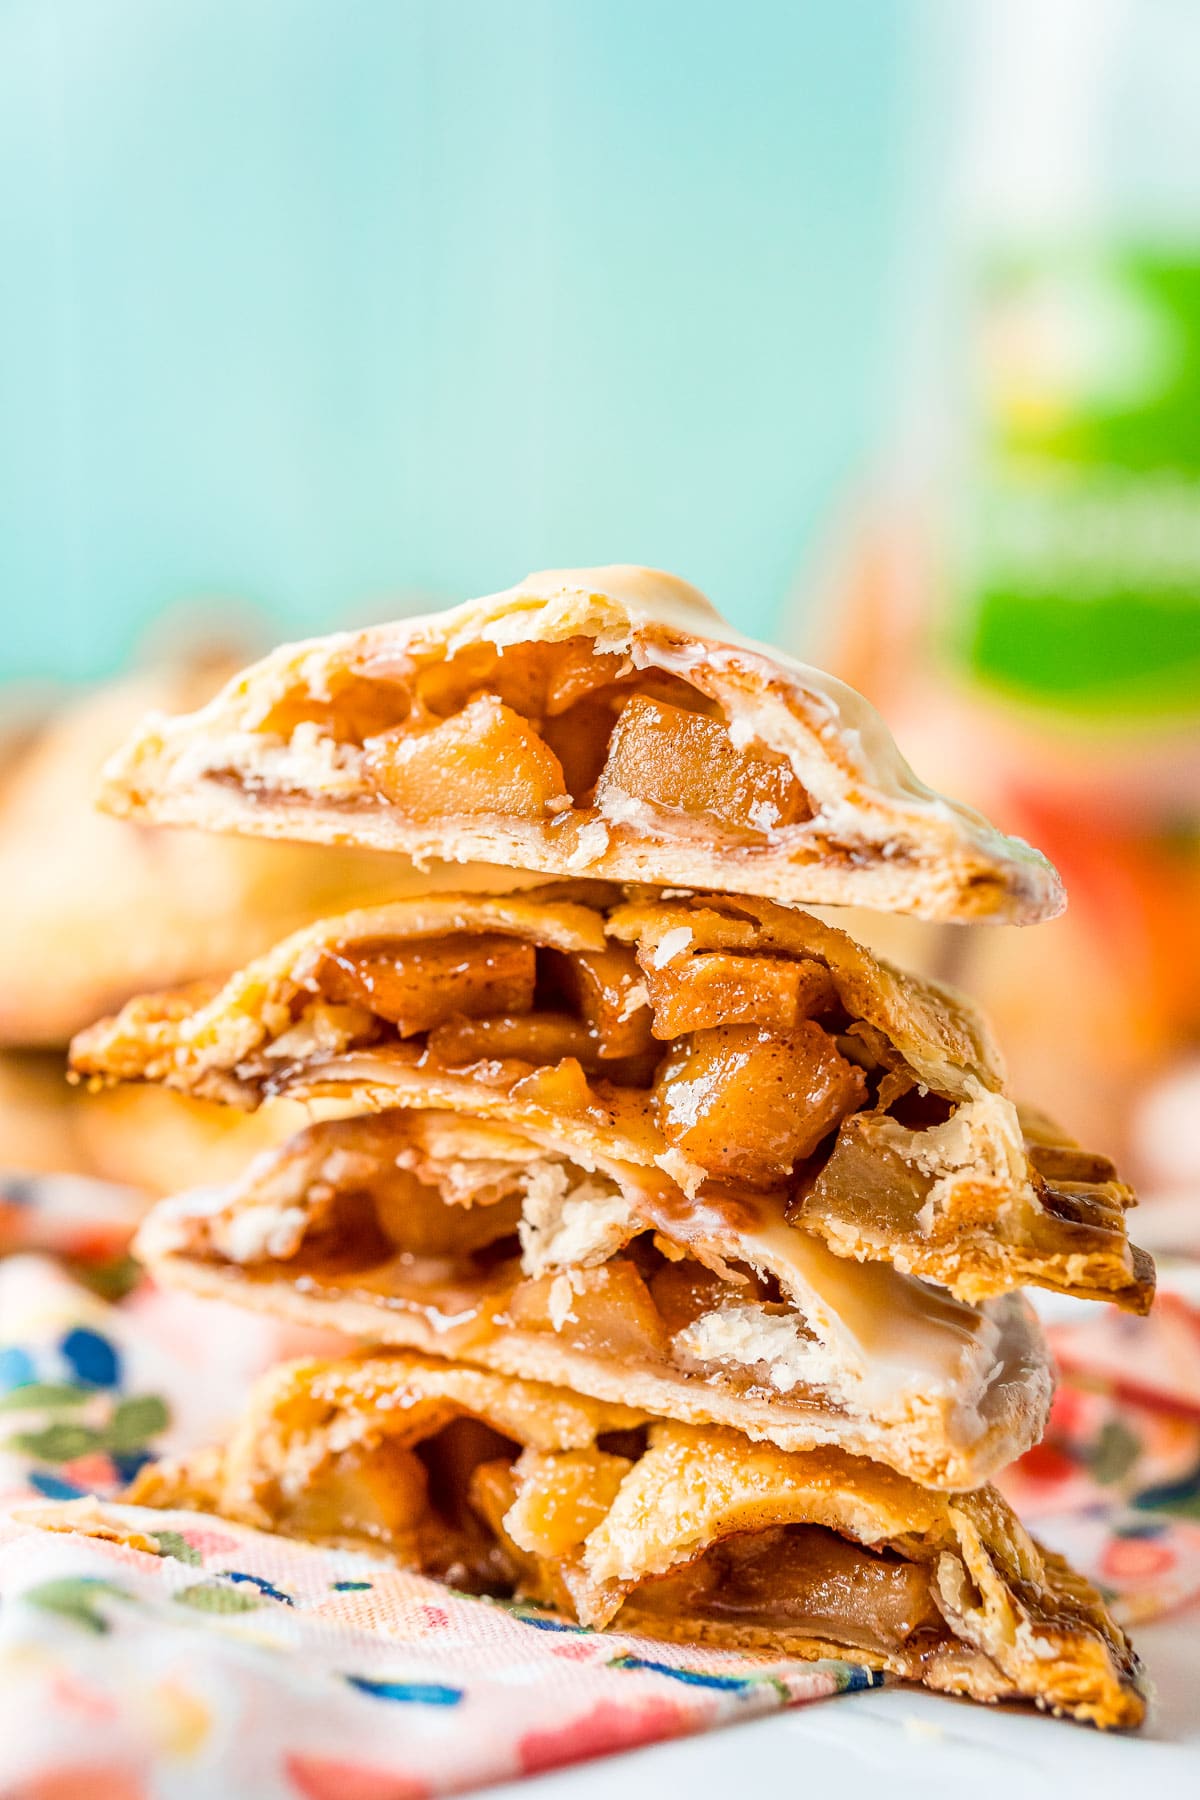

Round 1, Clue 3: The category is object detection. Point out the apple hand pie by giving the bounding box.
[124,1352,1145,1729]
[72,885,1153,1311]
[133,1107,1050,1490]
[96,566,1063,924]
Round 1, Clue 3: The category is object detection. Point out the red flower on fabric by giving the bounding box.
[550,1638,602,1662]
[284,1755,429,1800]
[518,1697,692,1775]
[1013,1441,1078,1488]
[59,1452,120,1492]
[1100,1536,1177,1581]
[174,1527,239,1557]
[10,1768,145,1800]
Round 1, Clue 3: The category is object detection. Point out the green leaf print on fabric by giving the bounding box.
[176,1580,264,1614]
[105,1395,170,1452]
[150,1531,203,1567]
[0,1383,91,1412]
[7,1423,103,1462]
[23,1575,129,1635]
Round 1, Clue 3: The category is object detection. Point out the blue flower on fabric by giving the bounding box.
[27,1470,87,1500]
[607,1654,767,1691]
[346,1675,463,1706]
[222,1570,295,1605]
[0,1346,36,1394]
[59,1328,121,1390]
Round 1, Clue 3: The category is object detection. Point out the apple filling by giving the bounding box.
[75,888,1152,1312]
[142,1105,1040,1499]
[250,1402,946,1659]
[125,1355,1143,1724]
[621,1525,944,1655]
[280,1416,527,1596]
[245,927,870,1193]
[166,1115,822,1401]
[249,1405,950,1662]
[249,634,815,855]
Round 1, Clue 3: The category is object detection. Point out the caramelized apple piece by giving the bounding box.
[540,691,628,801]
[285,1439,430,1546]
[628,1526,942,1652]
[427,1012,597,1069]
[259,670,414,744]
[655,1022,867,1187]
[371,1172,523,1259]
[648,1259,732,1334]
[641,949,837,1038]
[507,1259,670,1360]
[411,638,626,721]
[501,1448,633,1558]
[316,934,536,1036]
[364,694,569,820]
[543,643,632,713]
[547,944,656,1058]
[595,695,810,836]
[508,1056,600,1120]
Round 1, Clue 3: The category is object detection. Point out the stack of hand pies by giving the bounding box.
[69,568,1154,1727]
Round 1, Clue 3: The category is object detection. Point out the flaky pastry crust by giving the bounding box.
[72,885,1152,1309]
[97,567,1063,924]
[132,1108,1051,1490]
[122,1352,1144,1728]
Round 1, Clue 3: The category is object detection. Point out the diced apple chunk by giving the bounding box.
[648,1258,775,1334]
[549,944,656,1058]
[371,1172,522,1258]
[500,1448,632,1558]
[364,694,569,820]
[594,695,810,836]
[654,1021,867,1187]
[426,1012,598,1069]
[648,1259,731,1334]
[539,692,628,801]
[316,933,536,1036]
[507,1260,669,1360]
[285,1439,429,1545]
[640,949,837,1038]
[508,1057,599,1121]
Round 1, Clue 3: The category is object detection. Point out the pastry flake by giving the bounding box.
[132,1107,1052,1491]
[126,1351,1145,1729]
[97,567,1063,924]
[72,886,1153,1311]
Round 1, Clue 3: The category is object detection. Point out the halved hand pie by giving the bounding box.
[123,1352,1145,1728]
[133,1108,1050,1490]
[96,566,1063,923]
[72,885,1153,1311]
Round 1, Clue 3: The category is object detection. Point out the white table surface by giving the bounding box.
[481,1609,1200,1800]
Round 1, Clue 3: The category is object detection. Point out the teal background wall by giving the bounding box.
[0,1,904,683]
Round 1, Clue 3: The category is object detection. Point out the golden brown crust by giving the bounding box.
[71,886,1152,1310]
[124,1352,1144,1728]
[96,567,1064,924]
[130,1107,1052,1490]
